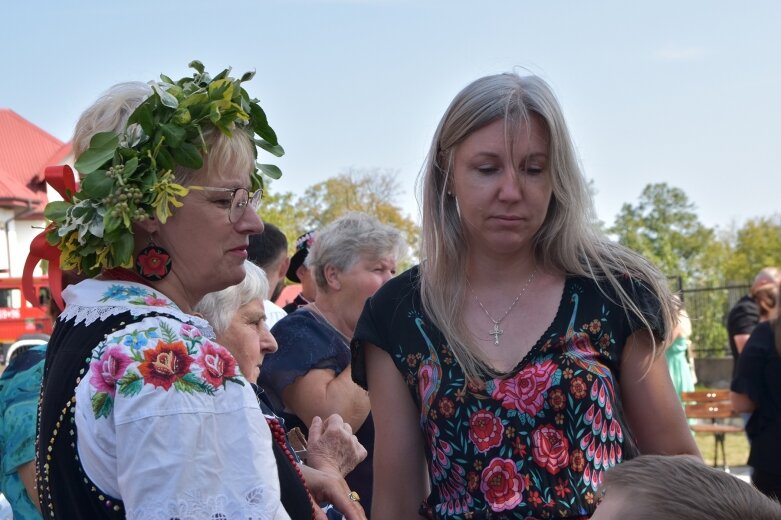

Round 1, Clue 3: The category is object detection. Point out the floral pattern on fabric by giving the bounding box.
[99,284,175,308]
[354,270,659,519]
[88,320,244,419]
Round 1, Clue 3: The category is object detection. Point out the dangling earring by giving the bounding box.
[135,236,172,281]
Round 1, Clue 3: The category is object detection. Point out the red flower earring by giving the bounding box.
[135,238,172,281]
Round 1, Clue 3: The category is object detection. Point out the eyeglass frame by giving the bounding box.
[188,185,264,223]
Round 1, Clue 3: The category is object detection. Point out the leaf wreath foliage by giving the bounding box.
[45,60,284,276]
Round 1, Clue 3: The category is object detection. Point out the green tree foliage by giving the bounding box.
[609,183,715,282]
[299,168,420,259]
[258,168,420,263]
[722,216,781,283]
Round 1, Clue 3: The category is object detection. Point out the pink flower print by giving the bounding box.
[144,295,169,306]
[196,341,238,388]
[492,360,558,416]
[90,346,133,396]
[480,458,525,512]
[180,324,203,340]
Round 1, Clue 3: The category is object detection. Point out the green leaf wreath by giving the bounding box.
[46,60,284,277]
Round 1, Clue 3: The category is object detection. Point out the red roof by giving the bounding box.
[0,109,72,214]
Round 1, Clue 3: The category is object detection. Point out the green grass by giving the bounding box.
[693,431,749,468]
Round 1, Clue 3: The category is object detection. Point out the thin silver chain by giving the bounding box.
[468,268,537,346]
[309,302,351,345]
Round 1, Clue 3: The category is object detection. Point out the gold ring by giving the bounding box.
[348,491,361,502]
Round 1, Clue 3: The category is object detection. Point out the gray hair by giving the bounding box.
[72,81,255,185]
[195,261,269,336]
[419,73,676,381]
[306,212,406,291]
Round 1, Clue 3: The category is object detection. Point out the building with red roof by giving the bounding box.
[0,109,72,277]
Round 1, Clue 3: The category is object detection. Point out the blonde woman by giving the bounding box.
[352,73,699,519]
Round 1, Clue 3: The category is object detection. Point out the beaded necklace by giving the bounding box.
[266,415,318,519]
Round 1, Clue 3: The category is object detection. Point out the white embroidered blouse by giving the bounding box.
[64,279,290,520]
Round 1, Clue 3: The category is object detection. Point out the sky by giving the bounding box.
[2,0,780,232]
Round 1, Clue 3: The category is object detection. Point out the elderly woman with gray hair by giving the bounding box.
[261,212,407,515]
[196,261,367,520]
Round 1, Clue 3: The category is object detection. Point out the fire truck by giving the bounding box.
[0,276,52,364]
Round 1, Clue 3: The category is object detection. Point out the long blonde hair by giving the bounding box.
[419,73,676,381]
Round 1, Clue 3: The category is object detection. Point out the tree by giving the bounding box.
[258,183,310,243]
[609,183,715,282]
[299,168,420,259]
[722,215,781,284]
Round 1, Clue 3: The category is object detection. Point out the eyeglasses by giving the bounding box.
[188,186,263,223]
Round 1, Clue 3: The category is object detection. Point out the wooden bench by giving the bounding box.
[681,390,744,471]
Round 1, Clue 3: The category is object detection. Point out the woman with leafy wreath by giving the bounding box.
[27,62,306,519]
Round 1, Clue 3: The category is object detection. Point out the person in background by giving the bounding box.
[0,344,45,520]
[263,213,406,516]
[283,230,318,313]
[248,223,291,328]
[727,266,781,378]
[731,280,781,501]
[665,299,695,398]
[352,73,699,519]
[0,270,83,520]
[196,261,367,519]
[32,63,289,519]
[592,455,781,519]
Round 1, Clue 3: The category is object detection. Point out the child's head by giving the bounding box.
[593,455,781,520]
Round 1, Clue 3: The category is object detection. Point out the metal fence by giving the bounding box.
[676,282,750,357]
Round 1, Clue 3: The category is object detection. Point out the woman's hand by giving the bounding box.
[300,465,367,520]
[307,414,368,477]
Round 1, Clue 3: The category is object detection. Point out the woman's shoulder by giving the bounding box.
[368,265,421,308]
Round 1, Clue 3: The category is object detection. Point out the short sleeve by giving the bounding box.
[262,310,351,412]
[617,276,665,339]
[731,321,773,401]
[727,298,760,337]
[352,266,419,390]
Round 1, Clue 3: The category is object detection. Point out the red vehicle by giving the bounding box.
[0,276,52,363]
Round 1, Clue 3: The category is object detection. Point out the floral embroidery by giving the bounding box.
[89,346,132,397]
[490,359,559,420]
[88,321,243,419]
[196,341,240,389]
[385,274,646,518]
[531,425,570,475]
[480,458,525,512]
[468,409,504,453]
[138,340,193,390]
[98,283,174,308]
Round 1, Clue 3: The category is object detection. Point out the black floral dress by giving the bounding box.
[353,266,662,519]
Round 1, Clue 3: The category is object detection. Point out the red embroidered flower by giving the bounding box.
[138,340,193,390]
[531,425,570,475]
[570,449,585,472]
[196,341,238,388]
[527,490,543,507]
[492,360,558,416]
[548,388,566,412]
[570,377,587,399]
[469,409,504,453]
[438,397,455,418]
[135,246,171,279]
[599,334,611,348]
[480,458,524,512]
[512,436,527,457]
[554,478,571,498]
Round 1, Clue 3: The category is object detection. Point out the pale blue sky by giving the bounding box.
[3,0,779,230]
